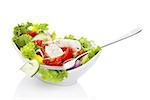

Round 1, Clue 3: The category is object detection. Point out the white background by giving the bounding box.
[0,0,150,100]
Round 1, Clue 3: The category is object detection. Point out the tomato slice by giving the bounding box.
[62,48,73,61]
[33,40,43,47]
[43,56,63,66]
[28,31,37,37]
[43,47,73,66]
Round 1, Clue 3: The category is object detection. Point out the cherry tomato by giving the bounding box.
[27,31,37,37]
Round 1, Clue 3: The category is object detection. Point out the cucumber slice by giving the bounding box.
[20,60,39,77]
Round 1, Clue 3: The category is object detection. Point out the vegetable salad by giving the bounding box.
[12,22,101,83]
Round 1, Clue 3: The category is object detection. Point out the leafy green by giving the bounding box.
[81,46,101,64]
[20,42,38,59]
[13,22,33,36]
[78,37,93,51]
[38,68,68,83]
[64,34,77,40]
[51,31,56,40]
[32,23,48,31]
[13,34,32,48]
[81,55,90,64]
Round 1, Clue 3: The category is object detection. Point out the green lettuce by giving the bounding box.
[32,23,48,32]
[78,37,93,51]
[51,31,56,40]
[13,22,33,36]
[13,34,32,48]
[64,34,77,40]
[20,42,39,59]
[38,68,68,83]
[81,46,101,64]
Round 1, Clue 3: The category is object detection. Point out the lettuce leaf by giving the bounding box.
[13,34,32,48]
[81,46,101,64]
[38,68,68,83]
[20,42,38,59]
[51,31,56,40]
[78,37,93,51]
[13,22,33,36]
[32,23,48,33]
[64,34,77,40]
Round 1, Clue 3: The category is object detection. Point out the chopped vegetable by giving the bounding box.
[32,55,43,64]
[51,31,56,40]
[64,34,77,40]
[54,39,81,51]
[20,42,38,59]
[32,34,50,41]
[13,22,33,36]
[20,60,39,77]
[27,31,37,37]
[38,68,68,83]
[78,37,93,51]
[81,55,90,64]
[32,23,48,33]
[62,47,73,61]
[43,57,63,66]
[81,46,101,64]
[13,34,32,48]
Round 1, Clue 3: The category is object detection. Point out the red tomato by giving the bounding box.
[33,40,43,46]
[61,47,67,51]
[43,47,73,66]
[77,50,86,56]
[41,48,49,58]
[28,31,37,37]
[43,57,63,66]
[41,43,48,49]
[62,48,73,61]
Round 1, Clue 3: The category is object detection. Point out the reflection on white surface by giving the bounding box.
[14,77,87,98]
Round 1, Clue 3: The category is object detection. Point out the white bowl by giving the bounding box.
[13,42,101,86]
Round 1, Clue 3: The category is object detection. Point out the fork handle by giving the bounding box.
[101,27,142,48]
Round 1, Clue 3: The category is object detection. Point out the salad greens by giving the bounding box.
[13,34,32,48]
[64,34,93,51]
[13,22,33,36]
[20,42,39,59]
[38,68,68,83]
[64,34,77,40]
[51,31,56,40]
[81,46,101,64]
[32,23,48,33]
[78,37,93,51]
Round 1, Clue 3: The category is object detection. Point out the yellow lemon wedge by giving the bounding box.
[32,55,43,64]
